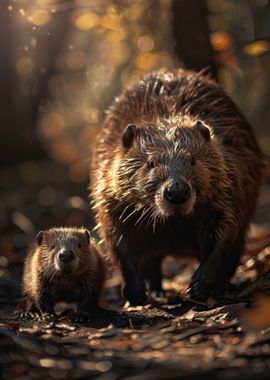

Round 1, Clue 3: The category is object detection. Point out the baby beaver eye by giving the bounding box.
[190,157,196,166]
[147,160,156,169]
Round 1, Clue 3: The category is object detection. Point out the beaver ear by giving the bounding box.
[84,230,90,244]
[195,121,211,142]
[122,124,137,149]
[36,231,43,246]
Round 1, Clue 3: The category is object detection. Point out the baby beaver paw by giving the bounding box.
[20,311,39,320]
[40,312,56,321]
[20,310,56,321]
[123,282,147,306]
[75,309,91,323]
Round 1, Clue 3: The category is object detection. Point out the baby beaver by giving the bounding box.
[23,227,105,320]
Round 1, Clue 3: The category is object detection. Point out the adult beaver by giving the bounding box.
[23,227,105,319]
[91,68,262,305]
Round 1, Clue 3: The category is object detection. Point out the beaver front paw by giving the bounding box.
[123,282,147,306]
[188,265,215,301]
[188,279,211,301]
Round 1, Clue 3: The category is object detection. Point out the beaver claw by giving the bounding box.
[188,280,211,301]
[188,265,215,301]
[20,311,38,319]
[189,265,227,301]
[75,310,91,323]
[20,310,56,321]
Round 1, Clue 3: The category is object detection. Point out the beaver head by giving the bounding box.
[114,117,221,225]
[36,227,92,276]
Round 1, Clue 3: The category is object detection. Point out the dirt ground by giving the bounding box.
[1,184,270,380]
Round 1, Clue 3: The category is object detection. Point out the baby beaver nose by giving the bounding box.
[164,181,191,204]
[59,250,74,263]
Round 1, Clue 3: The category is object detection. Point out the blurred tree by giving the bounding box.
[0,2,71,164]
[172,0,217,79]
[0,2,44,164]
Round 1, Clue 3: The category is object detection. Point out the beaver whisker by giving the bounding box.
[119,203,135,221]
[151,209,165,234]
[136,204,156,229]
[121,206,140,223]
[135,206,152,227]
[110,199,136,215]
[145,205,159,230]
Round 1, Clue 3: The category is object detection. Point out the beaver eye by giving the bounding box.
[49,245,55,251]
[191,157,196,166]
[148,160,156,169]
[78,242,82,249]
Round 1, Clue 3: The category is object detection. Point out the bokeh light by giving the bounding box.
[243,41,270,56]
[72,11,99,30]
[137,35,155,52]
[28,8,51,26]
[16,57,34,76]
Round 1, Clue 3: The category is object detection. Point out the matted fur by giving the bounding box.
[91,68,263,303]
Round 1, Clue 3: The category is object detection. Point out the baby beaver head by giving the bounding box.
[36,227,92,276]
[115,117,222,224]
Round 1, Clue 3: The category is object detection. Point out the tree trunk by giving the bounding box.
[172,0,217,79]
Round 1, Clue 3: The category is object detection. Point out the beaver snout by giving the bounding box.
[164,181,191,204]
[58,250,75,263]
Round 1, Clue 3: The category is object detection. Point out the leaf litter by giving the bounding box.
[1,190,270,379]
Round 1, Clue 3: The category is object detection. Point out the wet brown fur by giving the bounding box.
[91,68,263,304]
[23,227,105,316]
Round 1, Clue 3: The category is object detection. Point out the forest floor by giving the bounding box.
[1,175,270,380]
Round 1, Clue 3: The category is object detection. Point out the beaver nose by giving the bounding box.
[164,181,191,204]
[59,250,74,263]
